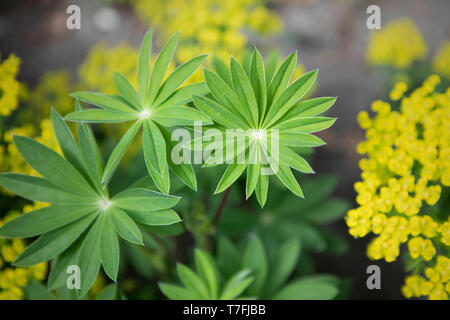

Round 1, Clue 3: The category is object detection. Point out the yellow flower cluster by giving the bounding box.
[132,0,282,82]
[0,54,21,116]
[79,42,138,94]
[366,18,427,69]
[402,256,449,300]
[347,75,450,299]
[0,204,48,300]
[433,41,450,79]
[1,118,60,176]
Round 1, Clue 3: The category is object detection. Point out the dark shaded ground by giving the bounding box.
[1,0,449,299]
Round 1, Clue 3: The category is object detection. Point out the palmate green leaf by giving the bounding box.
[47,236,84,290]
[195,249,220,300]
[249,49,267,125]
[264,50,280,86]
[246,142,260,199]
[112,188,180,212]
[100,213,120,281]
[70,92,136,114]
[212,56,232,85]
[267,51,297,106]
[275,116,337,133]
[230,57,258,127]
[156,82,209,109]
[220,270,254,300]
[279,145,314,174]
[217,237,241,278]
[273,277,338,300]
[300,199,350,224]
[153,54,208,106]
[159,283,192,300]
[13,213,97,267]
[143,121,170,194]
[176,264,209,299]
[102,121,141,184]
[264,239,301,296]
[138,29,153,101]
[148,32,180,105]
[279,96,337,121]
[25,280,56,300]
[255,173,269,208]
[127,209,181,226]
[263,69,318,128]
[160,127,197,191]
[278,132,325,147]
[215,164,247,194]
[13,135,97,199]
[0,173,86,204]
[242,236,268,296]
[114,72,141,109]
[192,95,249,129]
[65,109,138,123]
[77,215,102,298]
[110,207,143,245]
[152,105,212,127]
[0,205,95,238]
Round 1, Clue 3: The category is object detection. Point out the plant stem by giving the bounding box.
[212,184,233,227]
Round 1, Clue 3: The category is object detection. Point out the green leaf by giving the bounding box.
[25,280,55,300]
[153,54,208,106]
[77,215,103,297]
[220,270,254,300]
[301,199,350,224]
[195,249,220,299]
[71,91,136,114]
[138,29,153,102]
[280,97,337,121]
[192,95,249,129]
[159,283,192,300]
[275,116,336,133]
[50,108,87,178]
[242,236,268,296]
[65,109,138,123]
[214,164,247,194]
[47,236,84,290]
[255,173,269,208]
[127,209,181,226]
[100,213,120,281]
[96,284,119,300]
[148,32,180,105]
[13,135,97,198]
[249,49,267,126]
[264,50,280,86]
[246,142,260,199]
[176,263,209,299]
[212,56,232,85]
[102,121,141,184]
[264,69,318,128]
[217,237,241,278]
[156,82,209,109]
[112,188,179,212]
[265,239,301,296]
[13,213,97,267]
[0,173,86,204]
[230,57,258,127]
[273,163,304,198]
[273,277,339,300]
[278,132,325,147]
[143,120,170,194]
[160,127,197,191]
[0,205,95,238]
[267,51,297,107]
[203,68,248,122]
[152,105,212,127]
[114,72,141,109]
[110,207,143,245]
[279,145,314,174]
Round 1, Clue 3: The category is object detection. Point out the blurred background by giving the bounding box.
[0,0,449,299]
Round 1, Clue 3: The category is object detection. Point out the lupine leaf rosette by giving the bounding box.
[0,108,181,297]
[191,49,336,207]
[65,30,212,194]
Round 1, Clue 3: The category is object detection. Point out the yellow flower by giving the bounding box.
[0,54,21,116]
[366,18,427,69]
[433,41,450,79]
